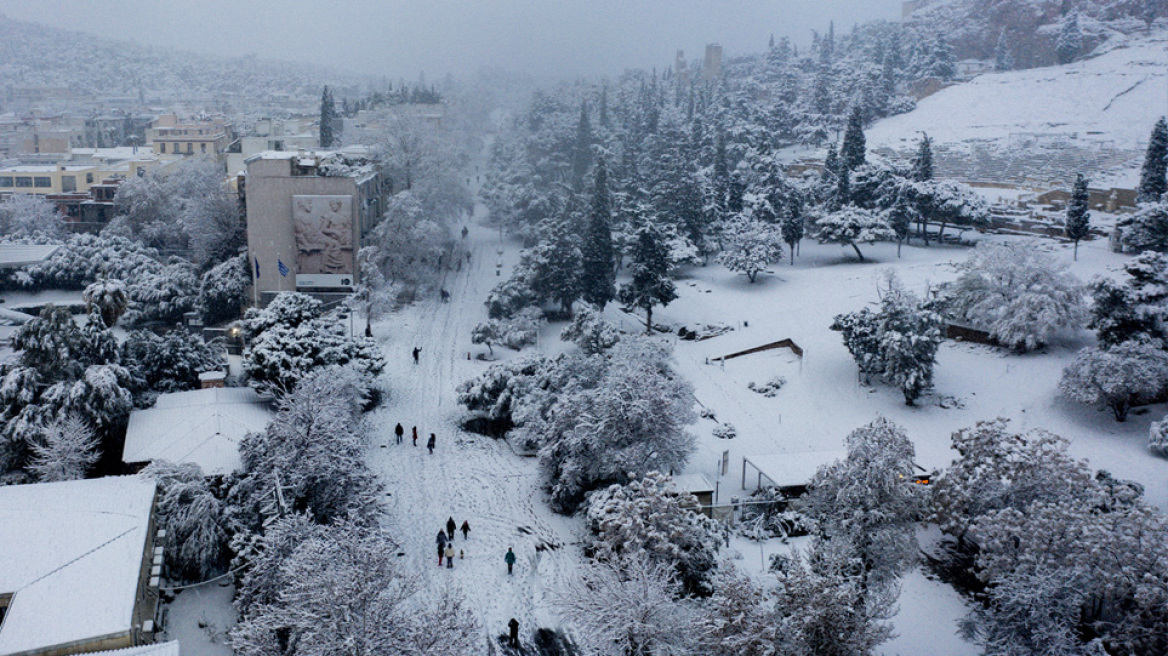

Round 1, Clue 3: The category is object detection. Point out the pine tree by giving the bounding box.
[319,86,335,149]
[1137,117,1168,203]
[1056,11,1083,65]
[911,133,934,182]
[581,158,616,309]
[781,203,805,265]
[822,143,841,184]
[888,193,913,257]
[994,29,1014,72]
[841,106,866,173]
[1065,173,1091,261]
[619,225,677,334]
[599,86,610,130]
[571,102,594,190]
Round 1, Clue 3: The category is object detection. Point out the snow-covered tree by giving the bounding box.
[946,241,1087,351]
[318,85,335,148]
[560,304,621,354]
[581,157,616,309]
[1149,415,1168,456]
[82,277,128,328]
[696,568,778,656]
[0,194,65,241]
[1090,251,1168,347]
[121,329,224,400]
[585,471,726,596]
[485,273,538,320]
[780,203,805,264]
[525,218,583,317]
[363,191,450,289]
[555,556,699,656]
[1065,173,1091,260]
[140,460,228,582]
[1060,340,1168,421]
[241,291,322,339]
[242,319,384,397]
[840,105,867,173]
[234,367,381,527]
[538,338,697,513]
[813,205,895,262]
[27,414,99,482]
[198,255,248,326]
[619,224,678,333]
[123,260,199,326]
[231,520,478,656]
[1118,200,1168,253]
[1137,117,1168,204]
[455,355,552,433]
[800,418,926,590]
[720,218,783,283]
[905,179,989,245]
[993,29,1014,72]
[912,133,934,182]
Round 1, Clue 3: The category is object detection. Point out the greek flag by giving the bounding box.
[254,256,260,278]
[278,259,289,277]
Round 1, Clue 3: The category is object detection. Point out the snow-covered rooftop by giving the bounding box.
[0,476,157,655]
[0,244,61,269]
[87,640,180,656]
[122,387,272,475]
[670,473,714,495]
[742,450,846,490]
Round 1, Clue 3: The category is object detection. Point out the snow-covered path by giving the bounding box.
[363,167,582,648]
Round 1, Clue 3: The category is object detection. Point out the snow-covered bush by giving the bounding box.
[1089,251,1168,348]
[747,376,786,397]
[1149,416,1168,457]
[240,291,322,339]
[198,255,248,326]
[719,218,783,283]
[83,278,129,328]
[946,241,1087,351]
[140,460,228,583]
[123,260,199,325]
[738,486,811,541]
[455,355,551,431]
[471,305,544,353]
[27,414,99,482]
[559,303,620,354]
[121,329,225,402]
[1059,340,1168,421]
[242,320,384,396]
[485,273,537,320]
[538,338,697,513]
[712,422,737,440]
[585,471,726,596]
[799,417,926,590]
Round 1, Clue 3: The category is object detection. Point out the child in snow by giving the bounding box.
[445,543,455,569]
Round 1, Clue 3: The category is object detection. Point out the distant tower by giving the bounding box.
[675,50,689,86]
[702,44,723,81]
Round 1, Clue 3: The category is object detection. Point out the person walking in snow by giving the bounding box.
[460,520,470,540]
[437,531,447,566]
[394,423,404,445]
[427,433,436,455]
[446,517,456,541]
[412,346,421,364]
[412,426,418,446]
[505,547,516,575]
[445,543,455,569]
[508,618,520,648]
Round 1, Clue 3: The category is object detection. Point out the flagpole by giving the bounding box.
[253,254,259,308]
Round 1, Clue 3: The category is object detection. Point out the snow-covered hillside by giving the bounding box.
[868,28,1168,186]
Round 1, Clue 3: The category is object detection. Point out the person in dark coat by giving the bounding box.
[427,433,436,454]
[412,426,418,446]
[508,618,520,648]
[437,531,447,566]
[505,547,516,574]
[460,520,470,540]
[412,346,421,364]
[446,517,456,541]
[394,423,404,444]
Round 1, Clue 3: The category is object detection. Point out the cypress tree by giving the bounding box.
[618,224,677,334]
[581,157,616,309]
[319,86,335,148]
[994,29,1014,71]
[571,101,594,191]
[822,143,841,182]
[599,86,610,130]
[841,106,867,173]
[911,133,934,182]
[1065,173,1091,261]
[1138,117,1168,203]
[781,202,805,264]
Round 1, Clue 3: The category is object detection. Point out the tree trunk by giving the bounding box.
[938,222,948,245]
[851,242,865,262]
[897,239,902,258]
[747,270,758,283]
[1113,400,1129,422]
[644,305,653,335]
[1073,240,1079,261]
[790,246,795,265]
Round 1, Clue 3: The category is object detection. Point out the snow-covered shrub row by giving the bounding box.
[944,241,1088,352]
[584,472,727,596]
[929,418,1168,654]
[747,376,786,397]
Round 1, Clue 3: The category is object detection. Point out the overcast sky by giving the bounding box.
[0,1,904,80]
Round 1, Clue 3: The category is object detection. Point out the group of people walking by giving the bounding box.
[394,423,437,454]
[436,516,472,568]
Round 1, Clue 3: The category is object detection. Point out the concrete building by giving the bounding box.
[0,476,162,656]
[148,114,233,158]
[702,44,724,81]
[244,148,390,303]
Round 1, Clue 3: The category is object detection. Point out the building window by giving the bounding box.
[0,177,12,187]
[159,142,166,153]
[186,143,193,154]
[34,177,51,188]
[15,177,32,188]
[61,175,76,192]
[201,142,206,153]
[86,173,94,184]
